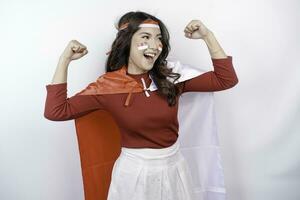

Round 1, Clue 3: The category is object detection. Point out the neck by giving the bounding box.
[127,58,149,75]
[126,68,150,77]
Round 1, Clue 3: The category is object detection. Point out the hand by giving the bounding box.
[60,40,88,61]
[184,19,212,40]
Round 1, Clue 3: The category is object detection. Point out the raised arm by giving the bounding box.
[44,40,106,121]
[181,20,239,93]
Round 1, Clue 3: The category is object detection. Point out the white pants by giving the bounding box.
[107,139,196,200]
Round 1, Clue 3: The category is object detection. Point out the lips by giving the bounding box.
[143,54,155,62]
[144,56,153,62]
[143,52,157,63]
[144,52,157,57]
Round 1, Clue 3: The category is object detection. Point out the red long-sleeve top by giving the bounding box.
[44,56,238,148]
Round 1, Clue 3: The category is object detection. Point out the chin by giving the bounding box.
[144,64,154,71]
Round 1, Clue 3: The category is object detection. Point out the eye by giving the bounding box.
[142,35,162,42]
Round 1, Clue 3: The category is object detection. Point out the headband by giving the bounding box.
[106,19,160,55]
[118,19,160,31]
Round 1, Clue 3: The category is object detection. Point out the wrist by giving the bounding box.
[202,31,214,41]
[59,55,72,63]
[58,56,71,69]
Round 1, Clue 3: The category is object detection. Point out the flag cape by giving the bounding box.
[74,59,226,200]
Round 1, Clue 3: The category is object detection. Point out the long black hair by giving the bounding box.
[105,11,183,106]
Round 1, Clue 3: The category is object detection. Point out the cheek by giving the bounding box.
[130,46,144,61]
[137,42,148,50]
[158,44,163,52]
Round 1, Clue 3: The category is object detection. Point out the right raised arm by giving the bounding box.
[44,40,106,121]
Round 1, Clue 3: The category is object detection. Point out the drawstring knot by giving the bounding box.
[124,77,151,107]
[141,77,150,97]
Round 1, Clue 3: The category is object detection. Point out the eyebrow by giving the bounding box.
[139,32,162,36]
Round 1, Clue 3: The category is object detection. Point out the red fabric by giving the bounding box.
[74,110,120,200]
[44,56,237,148]
[44,56,238,200]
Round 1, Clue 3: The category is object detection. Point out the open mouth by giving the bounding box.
[143,52,156,62]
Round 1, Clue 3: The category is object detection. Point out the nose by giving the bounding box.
[147,39,161,52]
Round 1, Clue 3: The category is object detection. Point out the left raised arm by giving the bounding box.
[180,19,239,93]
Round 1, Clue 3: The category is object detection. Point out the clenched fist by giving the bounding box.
[184,20,212,40]
[61,40,88,61]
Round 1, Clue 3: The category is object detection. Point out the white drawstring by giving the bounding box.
[141,77,150,97]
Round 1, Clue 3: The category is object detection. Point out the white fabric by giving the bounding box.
[107,139,196,200]
[138,24,160,28]
[145,59,227,200]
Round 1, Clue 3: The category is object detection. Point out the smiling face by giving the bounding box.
[127,27,163,74]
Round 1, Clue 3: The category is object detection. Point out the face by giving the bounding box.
[127,27,163,74]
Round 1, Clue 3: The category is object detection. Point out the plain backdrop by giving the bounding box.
[0,0,299,200]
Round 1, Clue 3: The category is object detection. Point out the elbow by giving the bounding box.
[44,107,53,120]
[43,101,74,121]
[44,109,68,121]
[228,77,239,88]
[232,77,239,87]
[222,77,239,90]
[227,67,239,88]
[44,111,60,121]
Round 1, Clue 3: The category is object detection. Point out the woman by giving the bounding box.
[44,11,238,200]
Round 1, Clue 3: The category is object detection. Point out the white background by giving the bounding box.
[0,0,299,199]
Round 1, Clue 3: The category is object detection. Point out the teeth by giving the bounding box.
[144,53,156,58]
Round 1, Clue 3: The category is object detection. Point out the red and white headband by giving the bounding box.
[106,19,161,55]
[118,19,160,31]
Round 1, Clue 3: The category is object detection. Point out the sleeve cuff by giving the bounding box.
[211,55,232,64]
[46,82,67,91]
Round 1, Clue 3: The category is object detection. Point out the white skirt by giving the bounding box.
[107,139,196,200]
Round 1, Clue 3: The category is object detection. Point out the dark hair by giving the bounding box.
[105,11,182,106]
